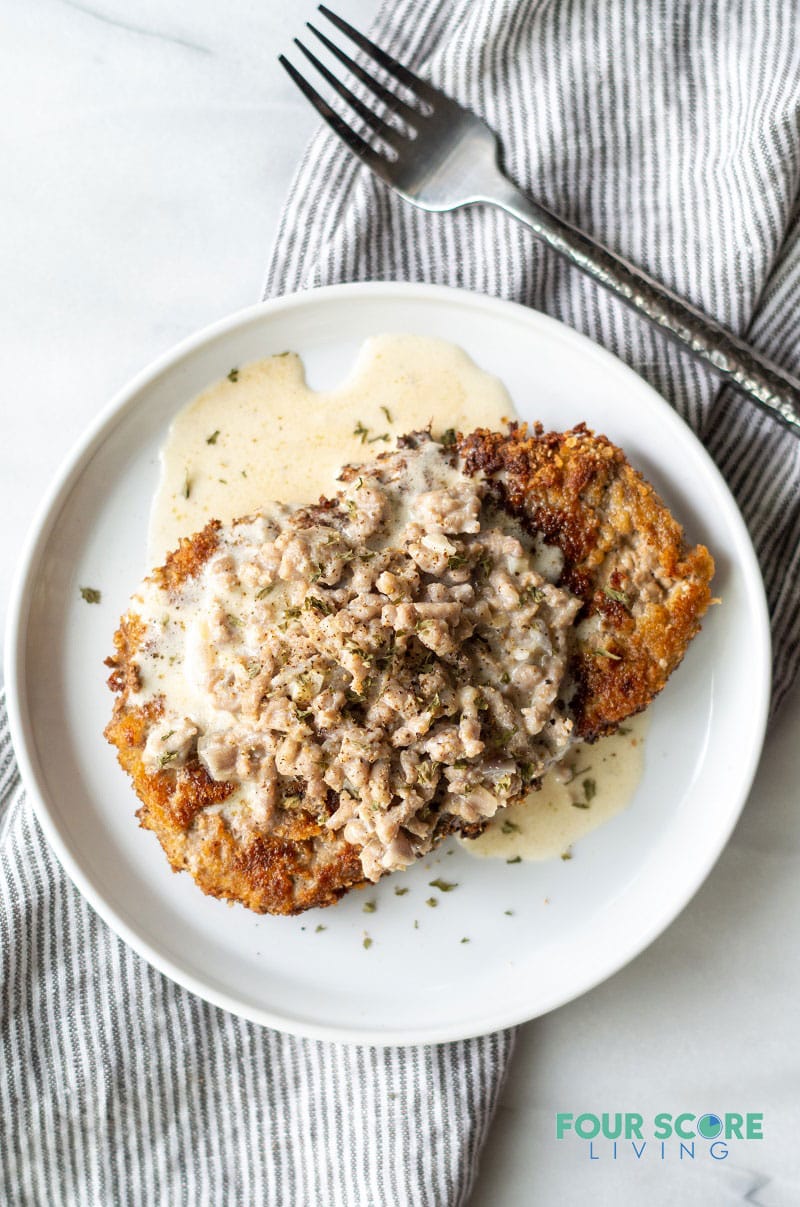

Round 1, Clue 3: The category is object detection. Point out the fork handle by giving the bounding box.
[490,182,800,436]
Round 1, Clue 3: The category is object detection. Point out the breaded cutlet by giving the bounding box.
[105,426,714,915]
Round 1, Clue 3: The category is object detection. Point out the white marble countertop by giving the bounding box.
[3,3,798,1203]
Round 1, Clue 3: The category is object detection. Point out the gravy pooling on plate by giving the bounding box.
[148,334,513,566]
[460,710,649,862]
[145,334,647,867]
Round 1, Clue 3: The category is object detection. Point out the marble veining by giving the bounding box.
[60,0,214,53]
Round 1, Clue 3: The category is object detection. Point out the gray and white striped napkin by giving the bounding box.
[0,697,509,1204]
[4,1,800,1204]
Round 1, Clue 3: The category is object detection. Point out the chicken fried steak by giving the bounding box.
[458,424,715,738]
[105,427,714,915]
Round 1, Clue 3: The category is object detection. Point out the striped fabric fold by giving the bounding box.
[5,2,800,1204]
[0,699,513,1207]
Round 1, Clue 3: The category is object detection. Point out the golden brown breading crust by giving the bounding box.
[457,423,715,738]
[105,425,714,915]
[105,547,367,915]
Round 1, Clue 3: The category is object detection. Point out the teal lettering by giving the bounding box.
[725,1113,743,1139]
[602,1113,623,1139]
[575,1114,600,1139]
[653,1113,672,1140]
[556,1113,573,1139]
[746,1114,763,1140]
[675,1113,695,1139]
[625,1113,644,1139]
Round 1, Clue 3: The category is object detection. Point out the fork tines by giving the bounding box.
[279,5,434,167]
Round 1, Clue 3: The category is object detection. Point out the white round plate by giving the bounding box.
[6,283,770,1045]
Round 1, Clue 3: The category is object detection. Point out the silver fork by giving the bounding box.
[281,6,800,438]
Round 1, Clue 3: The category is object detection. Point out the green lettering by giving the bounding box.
[575,1114,600,1139]
[725,1113,743,1139]
[556,1113,573,1139]
[625,1113,644,1140]
[746,1113,763,1140]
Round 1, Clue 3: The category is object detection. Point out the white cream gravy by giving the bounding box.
[147,332,647,863]
[460,711,649,862]
[148,333,513,566]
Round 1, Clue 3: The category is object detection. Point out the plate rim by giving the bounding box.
[4,280,772,1044]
